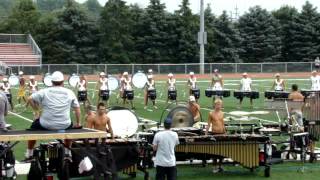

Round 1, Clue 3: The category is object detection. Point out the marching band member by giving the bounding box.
[166,73,177,104]
[239,72,253,108]
[211,69,223,90]
[288,84,305,132]
[1,78,13,110]
[144,75,157,109]
[17,71,27,105]
[187,72,199,102]
[117,73,125,103]
[187,95,200,123]
[206,98,226,173]
[97,72,109,105]
[28,76,38,94]
[122,72,135,109]
[77,75,90,105]
[147,69,153,76]
[310,70,320,91]
[86,102,114,139]
[271,73,285,91]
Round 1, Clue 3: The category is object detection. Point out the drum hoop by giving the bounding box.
[107,76,119,91]
[68,74,80,88]
[8,75,19,86]
[132,72,148,89]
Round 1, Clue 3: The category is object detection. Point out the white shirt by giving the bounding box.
[78,80,86,91]
[152,130,179,167]
[29,81,38,93]
[240,78,252,91]
[311,75,320,90]
[123,77,132,90]
[99,78,108,90]
[189,77,197,89]
[168,78,176,89]
[274,79,284,91]
[31,86,80,130]
[2,83,10,94]
[146,80,155,90]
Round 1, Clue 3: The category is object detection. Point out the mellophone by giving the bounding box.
[205,89,231,98]
[234,91,259,99]
[264,91,289,99]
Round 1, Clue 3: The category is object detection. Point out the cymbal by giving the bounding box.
[167,106,194,128]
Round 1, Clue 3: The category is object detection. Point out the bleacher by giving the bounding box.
[0,34,42,66]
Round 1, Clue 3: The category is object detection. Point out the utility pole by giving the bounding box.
[198,0,206,74]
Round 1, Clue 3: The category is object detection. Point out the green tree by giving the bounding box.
[174,0,198,63]
[99,0,134,63]
[36,0,66,13]
[0,0,39,34]
[83,0,102,19]
[135,0,175,63]
[290,1,320,61]
[204,4,216,63]
[0,0,18,22]
[238,6,281,62]
[272,6,299,62]
[212,11,242,63]
[36,0,99,64]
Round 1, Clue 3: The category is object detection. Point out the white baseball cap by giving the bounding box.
[189,72,194,75]
[148,69,153,73]
[2,78,8,82]
[51,71,64,82]
[123,72,128,76]
[242,72,248,76]
[189,95,196,102]
[18,71,24,75]
[312,70,317,74]
[147,75,153,79]
[29,75,35,79]
[168,73,173,77]
[275,73,280,77]
[99,72,105,76]
[214,69,219,73]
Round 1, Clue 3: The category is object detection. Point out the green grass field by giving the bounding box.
[4,76,320,179]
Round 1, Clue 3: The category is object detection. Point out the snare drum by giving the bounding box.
[147,89,157,100]
[168,89,177,100]
[205,89,213,97]
[77,91,87,102]
[124,90,134,100]
[191,88,200,99]
[100,90,110,101]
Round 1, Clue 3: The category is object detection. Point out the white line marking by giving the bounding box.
[9,111,33,122]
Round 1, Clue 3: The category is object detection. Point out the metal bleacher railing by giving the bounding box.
[7,62,318,75]
[0,33,42,66]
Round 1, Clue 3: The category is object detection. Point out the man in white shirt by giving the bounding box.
[310,71,320,91]
[239,72,253,107]
[25,71,81,161]
[152,118,179,180]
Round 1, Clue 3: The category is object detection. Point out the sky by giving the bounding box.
[76,0,320,16]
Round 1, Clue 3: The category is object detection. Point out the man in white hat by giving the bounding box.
[96,72,109,105]
[310,70,320,91]
[121,72,135,109]
[271,73,285,91]
[239,72,253,108]
[166,73,177,104]
[187,95,200,123]
[25,71,81,161]
[144,74,157,109]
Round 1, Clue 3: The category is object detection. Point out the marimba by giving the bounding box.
[234,91,259,99]
[175,134,271,177]
[205,89,231,98]
[264,91,289,99]
[301,90,320,98]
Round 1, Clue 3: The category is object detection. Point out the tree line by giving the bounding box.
[0,0,320,64]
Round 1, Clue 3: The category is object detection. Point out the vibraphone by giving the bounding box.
[205,89,231,98]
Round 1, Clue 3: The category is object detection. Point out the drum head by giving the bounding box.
[108,76,119,91]
[107,107,138,138]
[166,105,194,128]
[8,75,19,86]
[43,73,53,87]
[132,72,147,89]
[68,74,80,88]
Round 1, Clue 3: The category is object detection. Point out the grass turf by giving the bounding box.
[3,76,320,179]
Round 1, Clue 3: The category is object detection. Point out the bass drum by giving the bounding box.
[8,74,19,86]
[132,72,147,89]
[43,73,53,87]
[68,74,80,88]
[107,106,139,138]
[108,76,119,91]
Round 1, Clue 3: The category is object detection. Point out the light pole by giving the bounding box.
[198,0,206,74]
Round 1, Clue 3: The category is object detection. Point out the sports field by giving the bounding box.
[4,73,320,179]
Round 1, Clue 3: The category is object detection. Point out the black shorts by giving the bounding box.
[30,119,73,130]
[156,166,177,180]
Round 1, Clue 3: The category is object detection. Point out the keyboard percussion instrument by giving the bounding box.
[234,91,259,99]
[205,89,231,98]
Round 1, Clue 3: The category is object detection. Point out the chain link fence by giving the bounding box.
[7,62,318,75]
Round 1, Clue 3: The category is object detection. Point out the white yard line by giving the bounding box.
[8,111,33,123]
